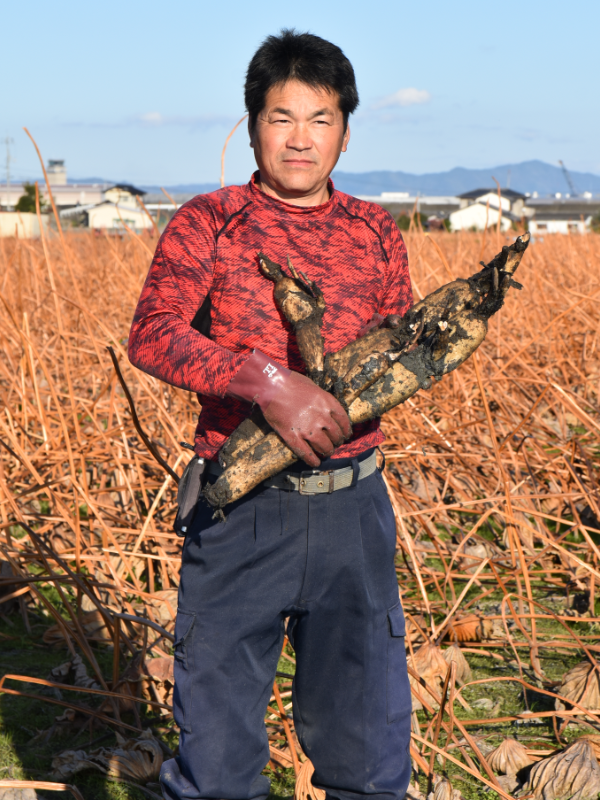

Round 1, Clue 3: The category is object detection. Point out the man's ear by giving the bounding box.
[248,119,255,148]
[341,123,351,153]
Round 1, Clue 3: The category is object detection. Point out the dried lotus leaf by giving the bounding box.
[145,589,178,626]
[410,643,449,684]
[442,644,472,684]
[294,758,326,800]
[145,656,174,684]
[408,644,449,710]
[427,776,464,800]
[406,614,428,644]
[42,610,110,647]
[579,734,600,761]
[555,660,600,712]
[522,739,600,800]
[446,615,482,643]
[487,738,532,775]
[51,748,109,779]
[405,781,426,800]
[51,729,163,785]
[107,730,163,784]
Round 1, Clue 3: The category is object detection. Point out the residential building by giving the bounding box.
[60,182,153,231]
[355,192,460,223]
[526,195,600,235]
[449,202,518,232]
[448,188,527,231]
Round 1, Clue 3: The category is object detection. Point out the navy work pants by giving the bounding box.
[161,450,412,800]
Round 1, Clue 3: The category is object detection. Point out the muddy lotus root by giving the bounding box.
[487,737,532,775]
[522,739,600,800]
[205,233,530,509]
[555,660,600,712]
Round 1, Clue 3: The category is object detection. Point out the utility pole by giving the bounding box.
[3,136,14,210]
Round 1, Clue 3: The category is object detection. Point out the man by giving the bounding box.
[129,29,413,800]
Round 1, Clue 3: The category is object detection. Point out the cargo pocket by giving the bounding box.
[173,610,195,733]
[387,602,410,723]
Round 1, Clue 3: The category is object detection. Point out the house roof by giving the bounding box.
[533,212,594,222]
[109,183,146,196]
[450,201,521,222]
[457,188,526,201]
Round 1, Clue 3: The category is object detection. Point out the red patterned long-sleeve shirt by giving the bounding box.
[128,172,413,460]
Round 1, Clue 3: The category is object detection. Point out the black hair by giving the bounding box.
[244,29,359,131]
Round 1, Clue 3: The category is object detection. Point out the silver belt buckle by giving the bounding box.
[298,469,334,495]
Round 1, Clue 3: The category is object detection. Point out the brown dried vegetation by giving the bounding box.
[1,220,600,798]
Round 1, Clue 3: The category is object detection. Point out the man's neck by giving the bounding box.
[257,175,331,207]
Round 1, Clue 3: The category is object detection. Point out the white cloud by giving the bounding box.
[139,111,164,125]
[372,88,432,110]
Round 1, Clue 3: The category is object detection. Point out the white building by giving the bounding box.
[0,212,50,238]
[526,196,600,235]
[448,188,526,231]
[356,192,460,226]
[449,203,518,232]
[60,183,153,231]
[0,159,109,211]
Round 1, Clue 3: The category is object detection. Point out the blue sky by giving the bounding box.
[4,0,599,186]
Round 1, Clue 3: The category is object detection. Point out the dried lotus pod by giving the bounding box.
[487,737,532,775]
[522,739,600,800]
[555,660,600,712]
[294,758,326,800]
[442,644,472,684]
[427,776,464,800]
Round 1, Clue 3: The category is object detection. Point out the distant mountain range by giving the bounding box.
[63,160,600,198]
[331,160,600,197]
[139,183,220,196]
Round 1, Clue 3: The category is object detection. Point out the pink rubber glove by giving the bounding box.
[226,350,351,467]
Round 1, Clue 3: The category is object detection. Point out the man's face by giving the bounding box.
[250,79,350,203]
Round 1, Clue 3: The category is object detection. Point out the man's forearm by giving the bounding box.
[128,313,248,398]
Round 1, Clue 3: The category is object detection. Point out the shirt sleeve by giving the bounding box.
[378,214,414,317]
[127,201,248,397]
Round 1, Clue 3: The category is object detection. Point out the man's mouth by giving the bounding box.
[282,159,315,167]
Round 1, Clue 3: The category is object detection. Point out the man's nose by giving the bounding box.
[286,125,312,151]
